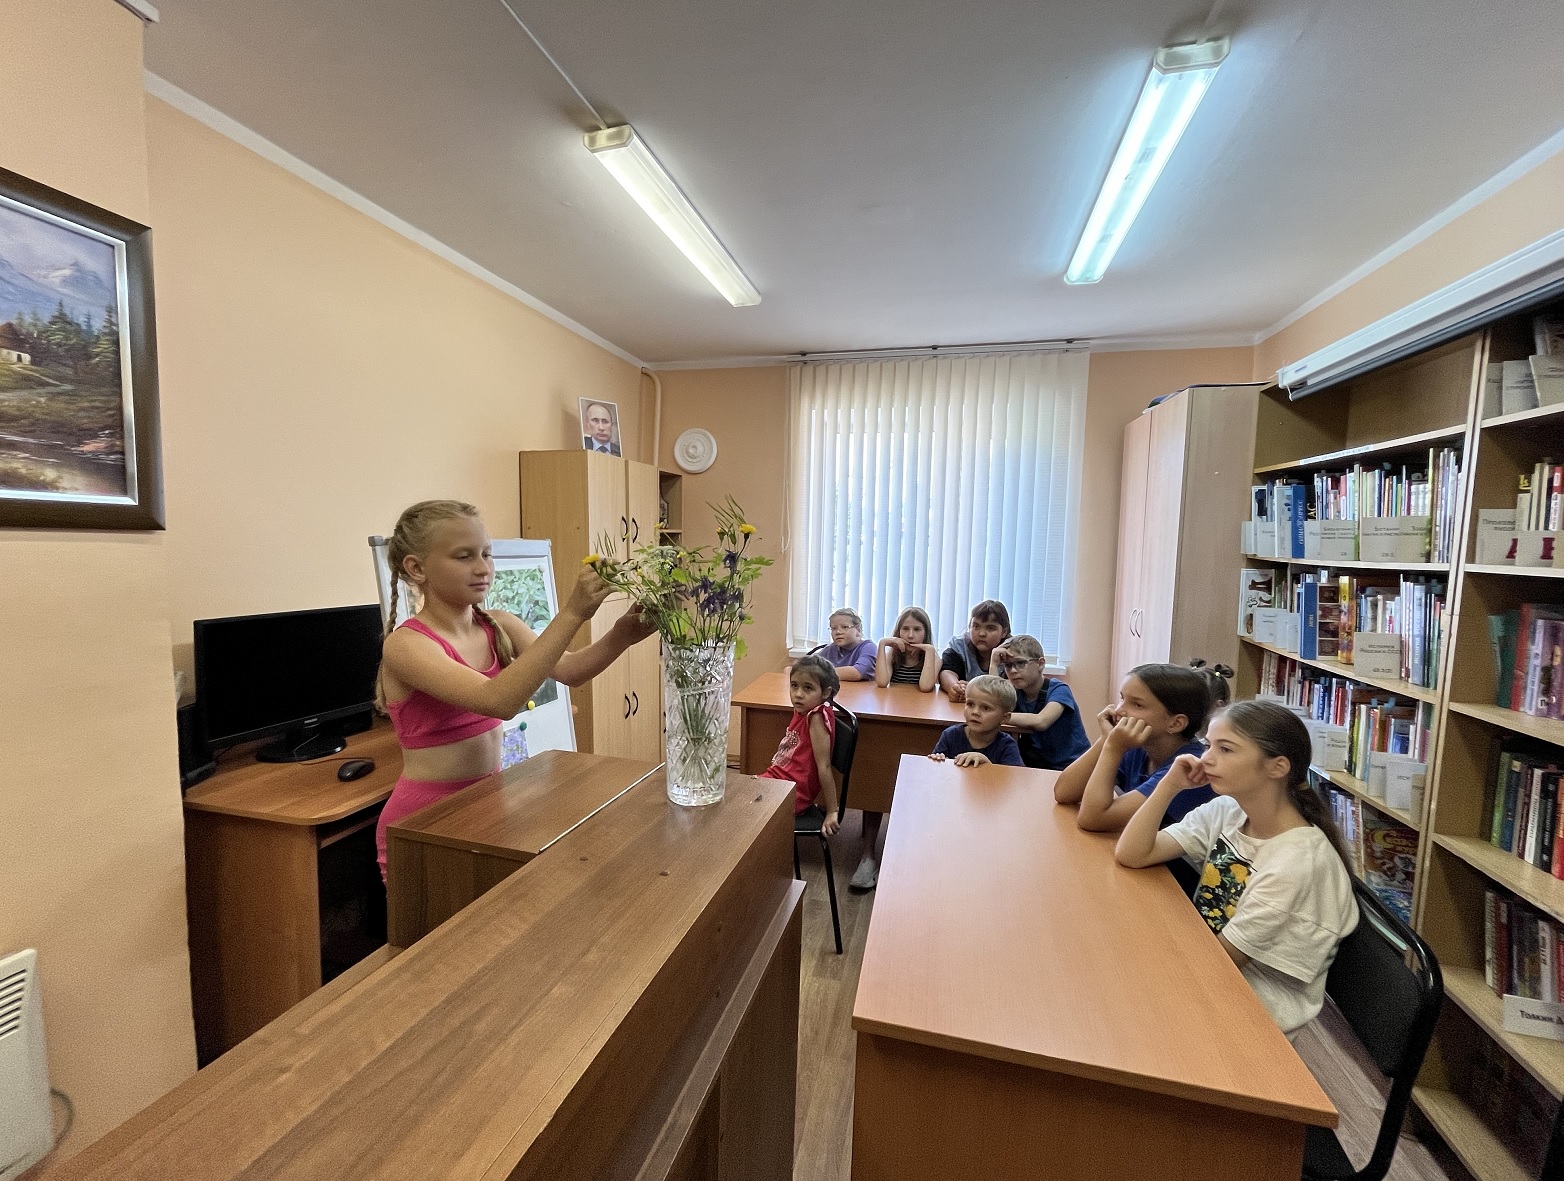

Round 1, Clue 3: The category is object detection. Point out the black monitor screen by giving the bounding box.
[195,605,384,745]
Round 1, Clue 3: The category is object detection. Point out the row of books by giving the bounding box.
[1488,357,1564,417]
[1243,569,1445,689]
[1260,650,1434,766]
[1515,461,1564,533]
[1489,604,1564,718]
[1452,1018,1555,1176]
[1484,744,1564,878]
[1309,461,1434,521]
[1323,786,1415,921]
[1484,887,1564,1001]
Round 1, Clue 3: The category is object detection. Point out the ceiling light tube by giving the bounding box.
[585,125,761,307]
[1065,37,1230,285]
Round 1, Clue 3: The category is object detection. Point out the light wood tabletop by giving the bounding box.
[46,768,800,1181]
[853,754,1338,1129]
[182,723,401,825]
[734,671,965,727]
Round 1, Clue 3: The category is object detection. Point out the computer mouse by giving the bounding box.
[337,758,376,781]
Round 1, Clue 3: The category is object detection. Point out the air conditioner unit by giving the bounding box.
[0,950,51,1180]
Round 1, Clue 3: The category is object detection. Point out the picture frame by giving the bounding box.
[579,397,622,456]
[0,164,162,529]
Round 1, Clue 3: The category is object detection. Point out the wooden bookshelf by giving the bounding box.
[1241,636,1440,703]
[1412,1087,1531,1181]
[1245,309,1564,1172]
[1313,765,1419,830]
[1448,701,1564,747]
[1242,555,1452,573]
[1252,424,1468,476]
[1443,966,1564,1102]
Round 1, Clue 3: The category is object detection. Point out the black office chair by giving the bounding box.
[793,702,858,955]
[1302,880,1443,1181]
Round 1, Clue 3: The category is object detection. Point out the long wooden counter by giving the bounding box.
[735,672,963,812]
[852,755,1337,1180]
[49,763,802,1181]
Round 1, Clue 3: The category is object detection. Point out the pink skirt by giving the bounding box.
[376,773,490,880]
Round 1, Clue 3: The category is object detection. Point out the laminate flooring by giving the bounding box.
[790,809,1468,1181]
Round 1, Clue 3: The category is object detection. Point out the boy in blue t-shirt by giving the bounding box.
[815,608,878,681]
[930,675,1025,767]
[991,635,1089,770]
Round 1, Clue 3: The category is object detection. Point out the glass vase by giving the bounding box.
[662,642,735,807]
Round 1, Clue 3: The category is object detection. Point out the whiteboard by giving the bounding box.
[368,535,576,758]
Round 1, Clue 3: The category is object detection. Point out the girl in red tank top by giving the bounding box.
[758,655,841,835]
[373,500,656,877]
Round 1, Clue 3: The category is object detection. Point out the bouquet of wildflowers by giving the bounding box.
[590,497,770,803]
[589,496,770,659]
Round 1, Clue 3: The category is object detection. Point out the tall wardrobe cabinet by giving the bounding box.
[519,449,663,761]
[1109,385,1260,696]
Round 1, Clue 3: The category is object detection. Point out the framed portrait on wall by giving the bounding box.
[368,535,576,762]
[579,397,622,456]
[0,164,163,529]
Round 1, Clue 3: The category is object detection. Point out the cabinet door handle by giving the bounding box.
[621,515,629,540]
[1128,609,1136,637]
[631,517,639,543]
[631,690,639,715]
[624,694,632,719]
[1130,608,1141,637]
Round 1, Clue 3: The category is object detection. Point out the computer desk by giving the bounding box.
[852,756,1338,1180]
[733,672,964,813]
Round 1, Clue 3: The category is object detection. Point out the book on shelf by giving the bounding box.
[1260,648,1435,769]
[1483,739,1564,877]
[1362,810,1416,922]
[1535,313,1564,358]
[1514,461,1564,532]
[1453,1023,1555,1175]
[1488,603,1564,716]
[1503,358,1541,416]
[1475,508,1517,565]
[1237,567,1275,639]
[1531,356,1564,407]
[1485,885,1564,1002]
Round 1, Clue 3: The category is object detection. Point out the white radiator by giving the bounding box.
[0,950,51,1180]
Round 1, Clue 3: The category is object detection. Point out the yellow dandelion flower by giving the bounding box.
[583,554,602,565]
[739,523,756,535]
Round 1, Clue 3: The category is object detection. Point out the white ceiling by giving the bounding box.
[145,0,1564,365]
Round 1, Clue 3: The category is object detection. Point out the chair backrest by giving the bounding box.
[829,702,859,820]
[1324,880,1443,1179]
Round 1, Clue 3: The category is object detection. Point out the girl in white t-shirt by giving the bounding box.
[1114,700,1359,1036]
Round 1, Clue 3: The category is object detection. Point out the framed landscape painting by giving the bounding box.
[0,165,163,529]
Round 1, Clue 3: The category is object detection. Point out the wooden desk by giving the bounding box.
[852,756,1337,1180]
[386,749,659,945]
[734,672,963,812]
[48,765,802,1181]
[182,723,401,1062]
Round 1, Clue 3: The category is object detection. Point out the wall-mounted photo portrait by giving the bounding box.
[579,397,621,456]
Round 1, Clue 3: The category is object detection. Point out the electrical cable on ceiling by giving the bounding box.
[496,0,610,131]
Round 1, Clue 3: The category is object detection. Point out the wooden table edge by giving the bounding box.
[850,1016,1338,1129]
[181,788,395,825]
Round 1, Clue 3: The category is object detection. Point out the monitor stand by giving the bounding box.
[256,722,347,763]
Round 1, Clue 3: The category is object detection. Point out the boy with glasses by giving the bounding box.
[991,636,1090,770]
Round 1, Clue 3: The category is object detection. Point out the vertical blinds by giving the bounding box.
[786,350,1089,661]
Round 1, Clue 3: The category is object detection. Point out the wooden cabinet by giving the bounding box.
[519,449,663,760]
[1109,385,1259,695]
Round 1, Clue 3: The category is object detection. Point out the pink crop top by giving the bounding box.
[384,617,505,749]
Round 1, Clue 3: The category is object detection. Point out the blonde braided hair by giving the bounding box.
[376,500,517,710]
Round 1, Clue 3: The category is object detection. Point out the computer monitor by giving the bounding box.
[194,604,384,763]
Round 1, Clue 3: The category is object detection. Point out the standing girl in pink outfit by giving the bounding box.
[374,499,654,878]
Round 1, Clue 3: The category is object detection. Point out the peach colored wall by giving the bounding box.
[145,99,644,673]
[657,366,791,690]
[0,0,196,1157]
[1256,148,1564,378]
[656,349,1256,713]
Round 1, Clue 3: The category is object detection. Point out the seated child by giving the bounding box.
[939,600,1012,702]
[1114,700,1359,1037]
[875,606,940,691]
[930,674,1025,767]
[816,608,877,682]
[1054,663,1215,831]
[758,655,841,835]
[991,636,1090,770]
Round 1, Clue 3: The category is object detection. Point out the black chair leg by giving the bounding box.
[820,834,843,954]
[793,835,802,881]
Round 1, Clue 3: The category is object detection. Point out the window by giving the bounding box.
[786,350,1089,664]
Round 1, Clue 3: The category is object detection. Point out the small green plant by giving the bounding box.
[590,496,770,660]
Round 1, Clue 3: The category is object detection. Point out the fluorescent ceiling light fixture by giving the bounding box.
[585,125,760,307]
[1065,38,1230,285]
